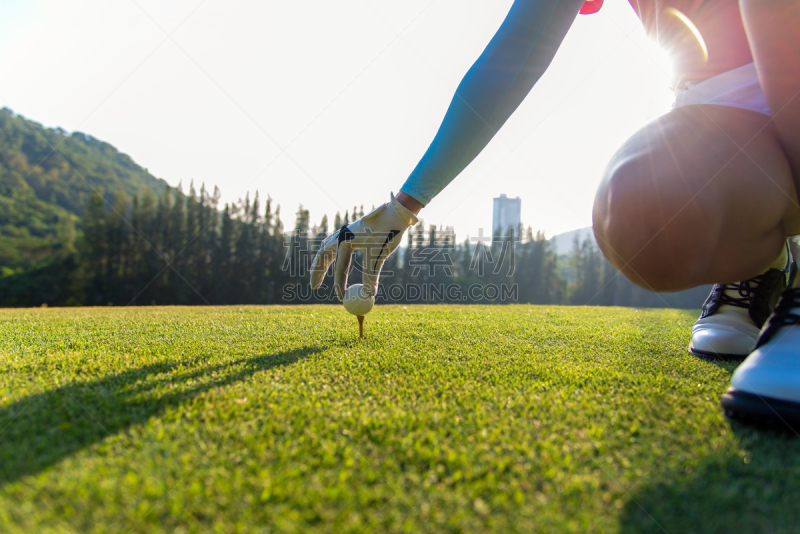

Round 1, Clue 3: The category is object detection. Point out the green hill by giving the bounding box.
[0,108,167,268]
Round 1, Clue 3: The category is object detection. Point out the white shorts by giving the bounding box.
[673,62,771,116]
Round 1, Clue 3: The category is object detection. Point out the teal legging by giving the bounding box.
[400,0,585,205]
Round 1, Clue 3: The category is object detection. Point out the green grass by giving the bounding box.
[1,305,799,533]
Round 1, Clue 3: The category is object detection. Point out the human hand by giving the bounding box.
[310,193,419,300]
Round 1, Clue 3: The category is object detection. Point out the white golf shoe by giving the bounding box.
[721,283,800,428]
[689,245,793,361]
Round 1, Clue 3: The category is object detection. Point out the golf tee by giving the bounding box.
[357,315,364,339]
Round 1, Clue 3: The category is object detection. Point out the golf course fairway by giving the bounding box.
[1,305,798,533]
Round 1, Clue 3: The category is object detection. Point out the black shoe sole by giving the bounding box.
[721,388,800,430]
[687,343,748,362]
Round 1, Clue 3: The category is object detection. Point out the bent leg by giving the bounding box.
[593,104,800,292]
[740,1,800,185]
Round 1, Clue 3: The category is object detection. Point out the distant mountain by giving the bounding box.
[0,108,168,268]
[549,226,595,255]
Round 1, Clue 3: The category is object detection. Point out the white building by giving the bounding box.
[492,194,521,239]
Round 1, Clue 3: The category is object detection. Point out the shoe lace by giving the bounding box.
[716,275,765,309]
[754,286,800,348]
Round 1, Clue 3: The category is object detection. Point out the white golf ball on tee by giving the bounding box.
[343,284,375,316]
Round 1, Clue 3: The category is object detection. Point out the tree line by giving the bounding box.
[0,184,711,308]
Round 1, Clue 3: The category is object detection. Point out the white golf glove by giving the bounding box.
[310,192,419,300]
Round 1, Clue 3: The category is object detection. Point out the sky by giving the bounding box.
[0,0,675,240]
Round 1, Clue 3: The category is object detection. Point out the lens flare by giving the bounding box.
[663,7,708,63]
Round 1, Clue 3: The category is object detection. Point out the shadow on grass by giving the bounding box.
[697,357,740,376]
[0,346,324,487]
[619,421,800,534]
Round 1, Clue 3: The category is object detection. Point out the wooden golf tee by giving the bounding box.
[357,315,365,339]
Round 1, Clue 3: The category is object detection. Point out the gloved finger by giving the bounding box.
[362,259,382,298]
[333,239,354,301]
[363,226,406,296]
[310,230,340,289]
[360,237,387,297]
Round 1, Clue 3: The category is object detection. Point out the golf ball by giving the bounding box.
[343,284,375,316]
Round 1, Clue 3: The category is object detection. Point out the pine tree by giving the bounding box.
[194,183,211,297]
[272,205,283,236]
[212,204,235,303]
[128,195,144,305]
[234,195,256,303]
[167,185,187,303]
[106,191,130,304]
[569,236,603,305]
[251,192,260,226]
[184,182,200,295]
[264,196,273,233]
[81,189,109,305]
[294,205,310,236]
